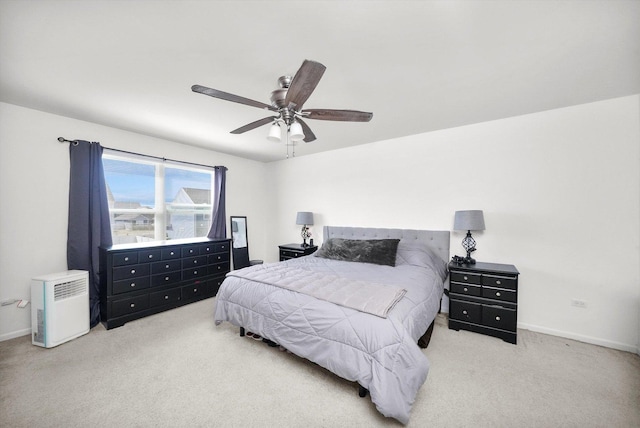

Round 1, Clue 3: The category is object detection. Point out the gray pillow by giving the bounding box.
[315,238,401,267]
[396,239,449,281]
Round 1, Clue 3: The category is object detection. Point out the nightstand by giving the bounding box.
[448,261,520,344]
[279,243,318,261]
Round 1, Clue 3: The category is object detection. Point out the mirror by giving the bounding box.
[230,216,250,269]
[231,216,247,249]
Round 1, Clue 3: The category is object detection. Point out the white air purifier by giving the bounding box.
[31,270,90,348]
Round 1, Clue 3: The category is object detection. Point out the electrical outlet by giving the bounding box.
[571,299,587,309]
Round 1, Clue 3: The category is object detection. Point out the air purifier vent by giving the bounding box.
[54,278,87,301]
[31,270,90,348]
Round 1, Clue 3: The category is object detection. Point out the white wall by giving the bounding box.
[0,102,271,340]
[266,95,640,353]
[2,96,639,353]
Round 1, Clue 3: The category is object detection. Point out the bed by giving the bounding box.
[213,226,450,424]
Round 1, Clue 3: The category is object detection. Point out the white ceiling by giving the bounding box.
[1,0,638,163]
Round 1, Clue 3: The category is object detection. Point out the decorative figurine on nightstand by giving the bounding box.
[296,211,314,247]
[453,210,485,264]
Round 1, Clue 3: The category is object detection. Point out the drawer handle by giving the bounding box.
[170,251,175,256]
[463,287,468,292]
[148,254,153,259]
[217,256,221,260]
[462,310,468,315]
[496,292,501,297]
[131,269,136,274]
[130,283,136,288]
[164,295,169,300]
[165,264,170,268]
[496,316,501,321]
[194,270,198,274]
[124,256,129,261]
[193,288,198,292]
[463,276,468,280]
[165,276,169,281]
[130,303,135,308]
[193,260,199,264]
[496,280,501,285]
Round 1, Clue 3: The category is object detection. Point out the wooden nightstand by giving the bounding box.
[279,243,318,261]
[448,261,520,344]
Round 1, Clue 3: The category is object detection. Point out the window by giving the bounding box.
[102,153,214,244]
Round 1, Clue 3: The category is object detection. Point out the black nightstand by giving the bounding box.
[448,261,520,344]
[279,243,318,261]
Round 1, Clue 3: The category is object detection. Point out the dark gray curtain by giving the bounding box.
[207,166,227,239]
[67,140,113,328]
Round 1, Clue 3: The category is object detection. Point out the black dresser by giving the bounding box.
[100,237,231,329]
[448,261,520,344]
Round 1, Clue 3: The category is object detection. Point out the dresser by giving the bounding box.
[100,237,231,329]
[448,261,520,344]
[278,243,318,261]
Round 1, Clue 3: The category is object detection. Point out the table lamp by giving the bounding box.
[454,210,485,264]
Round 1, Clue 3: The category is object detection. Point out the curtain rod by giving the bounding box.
[57,137,225,170]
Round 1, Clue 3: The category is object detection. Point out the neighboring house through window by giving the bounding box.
[102,153,214,244]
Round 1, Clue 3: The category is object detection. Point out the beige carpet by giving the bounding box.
[1,298,639,427]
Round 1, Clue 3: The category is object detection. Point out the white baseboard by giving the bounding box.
[0,328,31,342]
[518,322,638,354]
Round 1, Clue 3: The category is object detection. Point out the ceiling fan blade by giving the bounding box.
[192,85,277,111]
[302,109,373,122]
[230,116,278,134]
[284,60,326,110]
[297,118,316,143]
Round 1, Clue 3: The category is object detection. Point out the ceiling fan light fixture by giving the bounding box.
[289,121,304,141]
[267,122,282,142]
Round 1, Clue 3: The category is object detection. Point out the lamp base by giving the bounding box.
[463,256,476,264]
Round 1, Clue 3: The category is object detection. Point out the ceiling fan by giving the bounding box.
[191,59,373,144]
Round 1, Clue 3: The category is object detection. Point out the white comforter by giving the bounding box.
[213,254,444,424]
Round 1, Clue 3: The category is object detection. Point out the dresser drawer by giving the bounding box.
[206,276,225,296]
[182,283,205,300]
[482,286,517,303]
[161,247,181,260]
[182,245,200,257]
[112,263,150,281]
[449,299,482,324]
[112,277,150,295]
[450,271,482,285]
[151,259,182,274]
[112,251,138,266]
[151,271,182,287]
[208,252,230,264]
[149,288,182,307]
[183,267,206,280]
[450,282,482,297]
[209,262,230,275]
[280,249,303,259]
[482,274,517,290]
[182,255,208,269]
[111,294,149,317]
[482,305,517,331]
[138,249,162,263]
[214,242,229,253]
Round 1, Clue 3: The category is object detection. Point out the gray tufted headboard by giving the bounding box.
[323,226,450,266]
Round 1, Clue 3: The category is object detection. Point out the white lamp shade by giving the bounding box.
[267,123,281,142]
[296,211,314,225]
[289,121,304,141]
[454,210,485,231]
